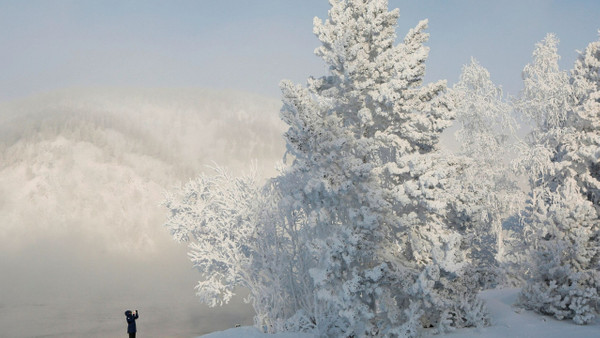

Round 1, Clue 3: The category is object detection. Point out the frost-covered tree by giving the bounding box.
[517,34,600,324]
[164,1,488,335]
[163,168,314,331]
[451,59,522,285]
[571,31,600,210]
[514,34,573,253]
[278,0,486,335]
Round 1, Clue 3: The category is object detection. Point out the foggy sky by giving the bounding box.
[1,1,599,102]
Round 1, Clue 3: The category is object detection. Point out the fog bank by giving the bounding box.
[0,88,285,337]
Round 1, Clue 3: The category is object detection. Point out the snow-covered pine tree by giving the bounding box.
[278,0,486,335]
[517,34,600,324]
[451,59,522,287]
[164,1,488,335]
[571,31,600,211]
[513,34,573,254]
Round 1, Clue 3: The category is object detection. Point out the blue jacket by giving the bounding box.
[125,310,139,333]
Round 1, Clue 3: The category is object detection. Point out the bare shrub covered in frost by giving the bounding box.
[163,168,315,331]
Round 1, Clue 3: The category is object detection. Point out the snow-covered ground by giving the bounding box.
[436,288,599,337]
[199,288,600,338]
[202,326,314,338]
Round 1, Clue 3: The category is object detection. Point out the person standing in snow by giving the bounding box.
[124,309,139,338]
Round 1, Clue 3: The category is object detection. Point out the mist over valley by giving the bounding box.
[0,88,285,337]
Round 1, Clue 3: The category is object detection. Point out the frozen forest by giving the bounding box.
[164,0,600,336]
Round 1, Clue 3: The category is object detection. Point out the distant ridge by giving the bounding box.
[0,88,285,253]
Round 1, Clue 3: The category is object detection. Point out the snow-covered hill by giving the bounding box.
[0,88,285,253]
[200,288,600,338]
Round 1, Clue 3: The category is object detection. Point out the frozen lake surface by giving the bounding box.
[0,297,252,338]
[0,240,254,338]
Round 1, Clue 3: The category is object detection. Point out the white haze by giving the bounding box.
[0,88,286,337]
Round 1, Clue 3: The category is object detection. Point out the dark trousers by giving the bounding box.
[129,333,136,338]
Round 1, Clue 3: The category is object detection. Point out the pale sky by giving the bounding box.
[1,0,599,102]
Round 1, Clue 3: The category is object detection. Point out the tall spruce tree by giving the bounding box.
[165,1,488,335]
[571,32,600,210]
[278,0,485,335]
